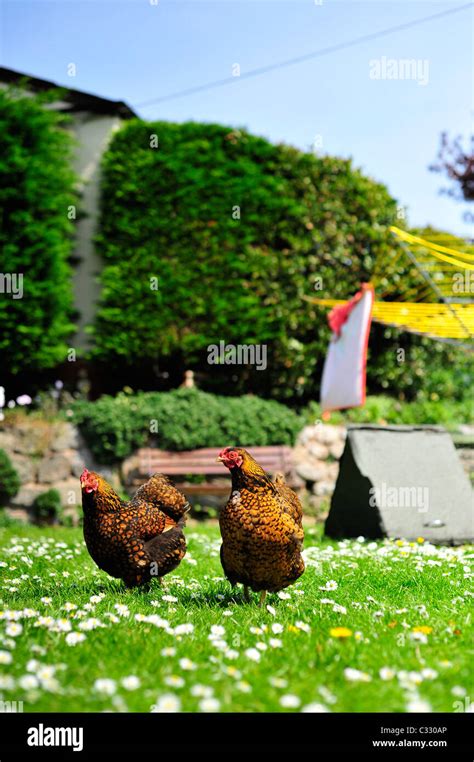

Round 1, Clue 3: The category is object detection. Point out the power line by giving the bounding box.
[135,2,473,108]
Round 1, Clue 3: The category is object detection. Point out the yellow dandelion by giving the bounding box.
[330,627,353,638]
[395,540,405,547]
[412,626,433,635]
[417,537,425,544]
[288,625,299,633]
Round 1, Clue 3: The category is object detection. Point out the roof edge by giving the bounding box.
[0,66,137,119]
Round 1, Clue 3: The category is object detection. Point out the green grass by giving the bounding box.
[0,523,472,713]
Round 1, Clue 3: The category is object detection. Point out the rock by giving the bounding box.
[50,478,82,507]
[62,448,86,478]
[51,423,80,451]
[327,462,340,480]
[13,421,51,455]
[329,441,345,459]
[456,448,474,478]
[458,424,474,436]
[285,471,306,490]
[313,480,335,497]
[308,442,330,460]
[296,428,313,447]
[4,507,29,523]
[307,494,330,516]
[121,454,140,486]
[315,425,345,446]
[97,467,121,490]
[295,461,328,483]
[38,454,71,483]
[10,483,45,508]
[0,431,16,453]
[9,453,37,484]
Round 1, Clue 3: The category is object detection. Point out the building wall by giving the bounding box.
[70,112,122,350]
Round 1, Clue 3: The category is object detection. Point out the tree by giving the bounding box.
[0,86,77,376]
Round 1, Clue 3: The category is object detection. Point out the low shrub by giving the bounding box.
[0,449,20,506]
[32,489,62,525]
[72,388,303,464]
[305,395,472,429]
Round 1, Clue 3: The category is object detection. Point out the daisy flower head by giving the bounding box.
[151,694,181,713]
[121,676,141,691]
[65,632,86,647]
[93,678,117,696]
[280,694,301,708]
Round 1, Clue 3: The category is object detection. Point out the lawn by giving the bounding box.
[0,522,472,713]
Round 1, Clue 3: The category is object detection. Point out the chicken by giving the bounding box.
[217,447,305,605]
[80,469,189,588]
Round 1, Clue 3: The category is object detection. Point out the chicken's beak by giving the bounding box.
[216,456,225,463]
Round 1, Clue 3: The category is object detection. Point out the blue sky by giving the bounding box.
[1,0,473,237]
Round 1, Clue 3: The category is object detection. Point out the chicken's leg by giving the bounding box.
[243,585,251,603]
[258,590,267,608]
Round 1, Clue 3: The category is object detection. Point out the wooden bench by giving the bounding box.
[136,446,294,495]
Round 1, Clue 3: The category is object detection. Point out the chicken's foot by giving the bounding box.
[258,590,267,608]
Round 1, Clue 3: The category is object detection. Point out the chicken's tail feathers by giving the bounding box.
[163,510,188,532]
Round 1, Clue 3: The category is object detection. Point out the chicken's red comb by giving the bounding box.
[80,468,90,480]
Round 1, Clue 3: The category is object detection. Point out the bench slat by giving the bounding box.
[137,446,293,477]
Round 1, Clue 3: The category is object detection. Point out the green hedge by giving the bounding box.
[72,388,303,464]
[0,86,77,375]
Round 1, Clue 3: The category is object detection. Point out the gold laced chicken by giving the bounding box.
[217,447,305,605]
[80,469,189,588]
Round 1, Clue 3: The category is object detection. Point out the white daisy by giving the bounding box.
[344,668,371,683]
[5,622,22,637]
[191,684,213,698]
[280,694,301,708]
[151,693,181,713]
[199,697,221,712]
[65,632,86,646]
[93,678,117,696]
[18,675,39,690]
[244,648,261,662]
[164,675,185,688]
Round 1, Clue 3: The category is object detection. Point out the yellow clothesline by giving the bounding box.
[306,297,474,340]
[390,226,474,270]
